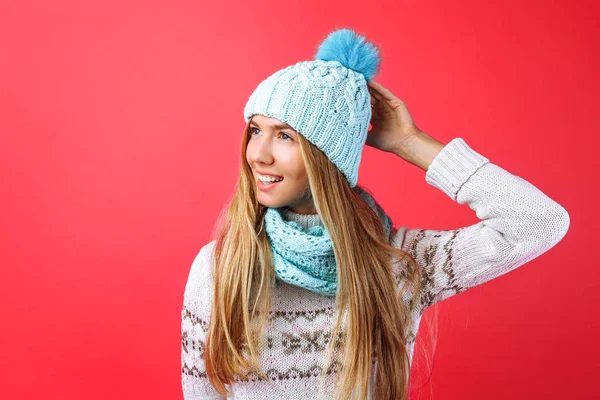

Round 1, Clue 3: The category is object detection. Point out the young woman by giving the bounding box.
[181,28,570,400]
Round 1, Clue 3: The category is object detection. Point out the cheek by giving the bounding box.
[281,151,306,179]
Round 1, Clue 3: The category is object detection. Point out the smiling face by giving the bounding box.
[245,114,316,214]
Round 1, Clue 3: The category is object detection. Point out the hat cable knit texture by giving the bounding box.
[243,28,381,187]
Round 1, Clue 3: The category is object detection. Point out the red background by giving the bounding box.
[1,1,598,399]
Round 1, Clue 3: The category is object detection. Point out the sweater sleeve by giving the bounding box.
[391,137,570,313]
[181,241,227,400]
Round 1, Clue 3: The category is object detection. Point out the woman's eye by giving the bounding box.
[250,127,292,141]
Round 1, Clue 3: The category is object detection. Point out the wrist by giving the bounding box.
[393,131,446,171]
[391,130,423,158]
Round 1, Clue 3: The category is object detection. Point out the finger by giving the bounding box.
[368,86,383,101]
[368,80,399,102]
[369,90,393,114]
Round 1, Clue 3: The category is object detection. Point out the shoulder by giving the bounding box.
[192,240,217,271]
[183,240,217,311]
[390,226,409,250]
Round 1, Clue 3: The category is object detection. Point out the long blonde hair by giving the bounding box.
[204,120,431,399]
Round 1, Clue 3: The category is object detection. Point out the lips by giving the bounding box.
[256,171,283,179]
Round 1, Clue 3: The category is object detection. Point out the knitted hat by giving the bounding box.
[243,28,381,187]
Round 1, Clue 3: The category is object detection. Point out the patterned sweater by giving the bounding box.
[181,138,570,399]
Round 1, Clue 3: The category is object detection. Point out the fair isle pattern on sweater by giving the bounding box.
[181,137,570,399]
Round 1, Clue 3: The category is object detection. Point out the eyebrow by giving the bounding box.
[250,120,293,130]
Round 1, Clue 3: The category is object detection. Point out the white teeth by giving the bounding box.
[258,174,283,183]
[260,178,282,183]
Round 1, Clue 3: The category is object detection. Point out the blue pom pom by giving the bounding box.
[314,28,381,81]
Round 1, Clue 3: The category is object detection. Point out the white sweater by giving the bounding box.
[181,138,570,399]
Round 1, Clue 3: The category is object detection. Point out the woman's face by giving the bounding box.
[245,114,316,214]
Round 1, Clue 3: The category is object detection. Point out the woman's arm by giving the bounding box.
[391,137,570,313]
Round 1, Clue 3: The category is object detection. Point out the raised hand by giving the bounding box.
[366,79,423,154]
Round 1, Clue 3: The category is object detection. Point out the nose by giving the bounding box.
[247,135,274,165]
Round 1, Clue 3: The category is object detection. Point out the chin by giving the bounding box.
[256,194,280,207]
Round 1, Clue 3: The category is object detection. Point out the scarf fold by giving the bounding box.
[264,187,393,296]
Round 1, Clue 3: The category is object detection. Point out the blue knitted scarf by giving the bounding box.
[264,187,393,296]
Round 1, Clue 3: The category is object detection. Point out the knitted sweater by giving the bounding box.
[181,138,570,399]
